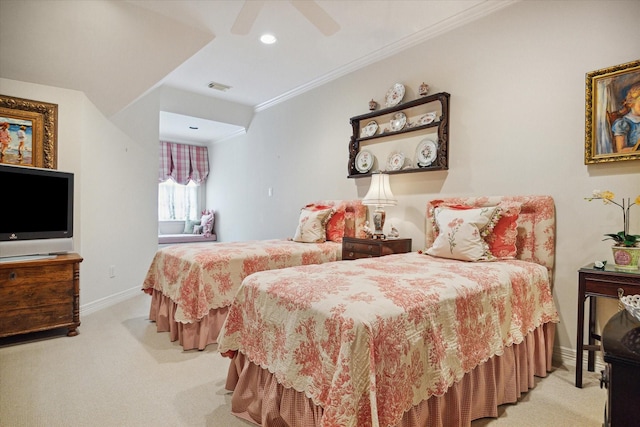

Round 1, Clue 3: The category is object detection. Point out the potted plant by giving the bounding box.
[585,190,640,270]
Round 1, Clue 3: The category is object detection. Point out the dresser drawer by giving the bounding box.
[0,263,72,286]
[342,237,412,260]
[343,250,376,260]
[1,264,74,309]
[343,241,381,257]
[1,280,73,309]
[2,304,73,336]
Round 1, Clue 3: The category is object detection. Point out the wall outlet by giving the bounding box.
[109,265,116,278]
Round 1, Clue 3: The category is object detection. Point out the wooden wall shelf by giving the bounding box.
[348,92,450,178]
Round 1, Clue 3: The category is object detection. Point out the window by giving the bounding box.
[158,141,210,220]
[158,179,202,220]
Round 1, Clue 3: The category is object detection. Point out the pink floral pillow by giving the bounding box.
[485,201,521,259]
[200,210,215,237]
[303,203,346,242]
[327,210,346,242]
[293,206,334,243]
[426,206,500,261]
[326,204,347,242]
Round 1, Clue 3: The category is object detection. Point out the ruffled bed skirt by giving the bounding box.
[225,322,556,427]
[147,289,228,351]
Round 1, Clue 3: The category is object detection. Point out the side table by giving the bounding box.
[575,264,640,388]
[342,237,411,260]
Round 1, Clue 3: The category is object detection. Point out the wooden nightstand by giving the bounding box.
[342,237,411,260]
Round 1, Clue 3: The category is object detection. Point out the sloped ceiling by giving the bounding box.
[0,0,213,117]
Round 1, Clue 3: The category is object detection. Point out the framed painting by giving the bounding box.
[0,95,58,169]
[584,60,640,164]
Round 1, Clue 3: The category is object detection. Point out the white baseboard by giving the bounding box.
[553,344,605,373]
[80,286,141,317]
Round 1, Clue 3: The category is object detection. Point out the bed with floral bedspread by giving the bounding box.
[217,195,559,427]
[142,200,367,350]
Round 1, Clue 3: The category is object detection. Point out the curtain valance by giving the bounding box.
[159,141,209,185]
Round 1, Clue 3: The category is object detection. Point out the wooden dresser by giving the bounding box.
[0,253,82,338]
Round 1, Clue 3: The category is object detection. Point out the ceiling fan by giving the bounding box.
[231,0,340,37]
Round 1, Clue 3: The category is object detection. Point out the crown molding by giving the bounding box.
[255,1,518,112]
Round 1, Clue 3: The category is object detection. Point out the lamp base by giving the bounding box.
[372,207,386,239]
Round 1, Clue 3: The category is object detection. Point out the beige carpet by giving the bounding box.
[0,293,605,427]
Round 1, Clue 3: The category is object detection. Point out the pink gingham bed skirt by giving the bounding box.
[148,290,227,350]
[225,322,555,427]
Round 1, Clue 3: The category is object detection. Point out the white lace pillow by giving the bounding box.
[293,207,334,243]
[426,206,500,261]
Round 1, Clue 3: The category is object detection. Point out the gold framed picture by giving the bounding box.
[0,95,58,169]
[584,59,640,164]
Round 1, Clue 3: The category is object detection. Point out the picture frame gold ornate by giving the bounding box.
[584,60,640,164]
[0,95,58,169]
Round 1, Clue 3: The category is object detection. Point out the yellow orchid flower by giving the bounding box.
[585,190,640,247]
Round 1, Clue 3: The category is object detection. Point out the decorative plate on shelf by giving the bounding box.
[360,120,378,138]
[416,138,437,167]
[386,151,405,171]
[389,112,407,132]
[355,150,374,173]
[418,112,437,126]
[385,83,405,107]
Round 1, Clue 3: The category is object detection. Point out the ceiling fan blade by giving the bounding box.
[290,0,340,36]
[231,0,265,35]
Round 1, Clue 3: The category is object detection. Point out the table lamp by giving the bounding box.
[362,172,397,239]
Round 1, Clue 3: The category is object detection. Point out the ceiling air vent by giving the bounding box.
[208,82,232,91]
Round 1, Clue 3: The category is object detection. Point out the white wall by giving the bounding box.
[209,0,640,361]
[0,78,159,313]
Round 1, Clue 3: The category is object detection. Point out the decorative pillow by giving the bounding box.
[293,206,334,243]
[193,225,204,234]
[327,208,346,242]
[325,203,346,242]
[183,219,201,234]
[426,206,500,261]
[200,210,215,237]
[429,201,521,260]
[485,201,521,259]
[302,203,346,242]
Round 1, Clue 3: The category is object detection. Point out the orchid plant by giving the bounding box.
[585,190,640,247]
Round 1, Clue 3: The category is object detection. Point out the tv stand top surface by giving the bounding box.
[0,254,57,264]
[0,252,82,266]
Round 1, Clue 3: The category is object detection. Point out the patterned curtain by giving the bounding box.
[158,141,209,184]
[189,144,209,184]
[158,141,173,182]
[169,142,191,184]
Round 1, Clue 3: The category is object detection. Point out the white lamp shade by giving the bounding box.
[362,173,397,207]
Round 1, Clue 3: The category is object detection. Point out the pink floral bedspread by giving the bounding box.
[142,239,341,323]
[217,253,559,427]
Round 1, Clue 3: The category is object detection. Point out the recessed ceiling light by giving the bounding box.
[260,34,277,44]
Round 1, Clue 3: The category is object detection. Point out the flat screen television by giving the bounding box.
[0,164,74,260]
